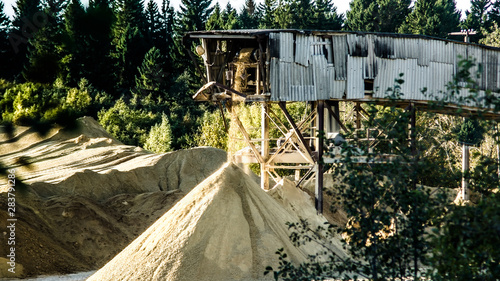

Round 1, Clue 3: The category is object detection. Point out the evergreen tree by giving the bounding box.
[158,0,174,72]
[83,0,116,91]
[399,0,461,38]
[134,46,168,108]
[489,0,500,27]
[145,0,162,46]
[206,3,223,30]
[0,1,14,80]
[221,2,240,29]
[256,0,278,29]
[289,0,314,29]
[463,0,492,41]
[23,0,66,83]
[346,0,380,31]
[239,0,258,29]
[112,0,149,92]
[178,0,213,32]
[346,0,411,32]
[311,0,343,30]
[10,0,42,80]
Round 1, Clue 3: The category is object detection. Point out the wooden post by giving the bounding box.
[315,101,325,214]
[261,102,270,190]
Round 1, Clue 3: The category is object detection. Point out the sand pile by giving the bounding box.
[0,117,228,278]
[1,117,227,200]
[88,163,341,281]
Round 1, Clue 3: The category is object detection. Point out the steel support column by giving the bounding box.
[261,102,270,190]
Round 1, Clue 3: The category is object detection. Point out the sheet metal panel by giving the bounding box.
[347,34,368,57]
[279,32,294,63]
[295,34,311,66]
[313,55,328,99]
[332,35,348,80]
[347,56,365,99]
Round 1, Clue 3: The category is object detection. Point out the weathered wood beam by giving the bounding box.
[229,106,265,164]
[279,102,317,163]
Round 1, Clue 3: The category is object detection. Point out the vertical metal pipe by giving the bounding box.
[261,102,270,190]
[462,143,470,201]
[316,101,325,213]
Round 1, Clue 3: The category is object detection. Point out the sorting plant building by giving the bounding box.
[184,29,500,212]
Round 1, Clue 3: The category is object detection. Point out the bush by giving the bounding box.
[98,98,158,146]
[193,110,228,150]
[144,113,173,153]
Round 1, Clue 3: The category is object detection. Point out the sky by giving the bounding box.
[1,0,473,21]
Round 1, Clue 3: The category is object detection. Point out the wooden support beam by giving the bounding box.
[316,101,325,214]
[229,106,265,164]
[278,102,317,162]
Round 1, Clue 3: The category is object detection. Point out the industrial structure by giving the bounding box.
[184,30,500,212]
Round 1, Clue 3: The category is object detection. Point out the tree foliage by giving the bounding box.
[345,0,411,32]
[399,0,461,37]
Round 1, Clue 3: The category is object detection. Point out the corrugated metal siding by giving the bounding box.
[347,56,364,99]
[268,32,500,104]
[295,34,311,66]
[332,35,348,80]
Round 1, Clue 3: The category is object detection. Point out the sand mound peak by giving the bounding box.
[88,163,323,281]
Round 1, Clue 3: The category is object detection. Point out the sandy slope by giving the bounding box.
[0,117,228,278]
[88,163,346,281]
[1,116,349,280]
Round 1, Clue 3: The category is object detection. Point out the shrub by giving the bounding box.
[193,110,228,150]
[144,113,173,153]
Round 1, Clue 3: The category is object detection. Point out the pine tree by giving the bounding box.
[346,0,410,32]
[464,0,492,41]
[10,0,42,80]
[86,0,115,89]
[346,0,380,31]
[256,0,278,29]
[158,0,174,72]
[178,0,213,32]
[399,0,460,38]
[311,0,343,30]
[289,0,314,29]
[0,1,14,80]
[489,0,500,27]
[23,0,66,83]
[134,47,168,108]
[221,2,240,29]
[112,0,149,92]
[206,3,223,30]
[239,0,258,29]
[145,0,162,46]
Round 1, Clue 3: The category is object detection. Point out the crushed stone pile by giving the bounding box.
[88,163,347,281]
